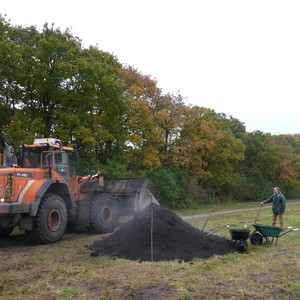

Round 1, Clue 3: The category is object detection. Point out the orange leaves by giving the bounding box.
[275,160,297,185]
[270,135,300,186]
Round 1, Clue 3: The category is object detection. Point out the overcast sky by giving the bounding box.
[2,1,300,135]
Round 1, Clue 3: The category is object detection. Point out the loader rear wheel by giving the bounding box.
[88,194,119,234]
[27,194,68,244]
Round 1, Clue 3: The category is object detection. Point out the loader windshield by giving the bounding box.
[22,149,41,168]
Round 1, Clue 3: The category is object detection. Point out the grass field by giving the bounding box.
[0,201,299,299]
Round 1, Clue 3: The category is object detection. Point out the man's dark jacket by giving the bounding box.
[263,193,286,214]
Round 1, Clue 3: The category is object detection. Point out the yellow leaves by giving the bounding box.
[127,146,162,175]
[173,107,246,190]
[120,66,160,99]
[122,67,189,174]
[75,127,97,150]
[140,146,162,173]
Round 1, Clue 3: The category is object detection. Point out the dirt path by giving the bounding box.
[182,201,300,220]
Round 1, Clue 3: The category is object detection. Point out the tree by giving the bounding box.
[173,106,245,193]
[120,66,187,174]
[0,17,23,141]
[0,19,127,165]
[56,46,126,162]
[269,135,300,196]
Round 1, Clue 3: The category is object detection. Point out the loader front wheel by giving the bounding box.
[27,194,68,244]
[88,194,119,234]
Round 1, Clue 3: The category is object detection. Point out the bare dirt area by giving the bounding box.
[1,202,300,299]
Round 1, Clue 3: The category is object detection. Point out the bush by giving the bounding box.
[99,158,134,179]
[77,157,134,179]
[228,173,274,202]
[149,168,183,208]
[183,177,212,206]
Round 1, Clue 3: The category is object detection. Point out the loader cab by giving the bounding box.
[21,138,77,180]
[22,148,41,168]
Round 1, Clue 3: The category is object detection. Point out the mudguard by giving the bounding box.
[17,179,71,216]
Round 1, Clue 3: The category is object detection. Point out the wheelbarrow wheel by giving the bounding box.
[250,233,263,245]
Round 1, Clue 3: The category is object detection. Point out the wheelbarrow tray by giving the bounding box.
[229,228,250,249]
[229,228,251,240]
[251,223,281,238]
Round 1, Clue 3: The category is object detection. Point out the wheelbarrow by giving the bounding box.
[228,226,251,251]
[250,223,299,246]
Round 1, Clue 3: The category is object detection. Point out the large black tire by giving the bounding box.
[27,194,68,244]
[88,194,119,234]
[0,227,14,238]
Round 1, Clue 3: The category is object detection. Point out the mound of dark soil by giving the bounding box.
[89,204,238,261]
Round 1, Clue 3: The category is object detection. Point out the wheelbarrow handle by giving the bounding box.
[281,226,292,232]
[203,224,228,238]
[281,226,296,232]
[278,229,297,238]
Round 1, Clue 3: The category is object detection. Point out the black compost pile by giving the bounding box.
[89,204,237,261]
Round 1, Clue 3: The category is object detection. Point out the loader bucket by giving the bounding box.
[104,178,159,214]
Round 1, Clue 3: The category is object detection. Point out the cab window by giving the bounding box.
[54,152,68,178]
[41,151,69,179]
[22,149,41,168]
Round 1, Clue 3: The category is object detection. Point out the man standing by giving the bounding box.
[261,187,286,229]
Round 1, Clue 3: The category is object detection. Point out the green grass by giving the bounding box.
[0,201,299,299]
[54,287,79,299]
[174,199,299,216]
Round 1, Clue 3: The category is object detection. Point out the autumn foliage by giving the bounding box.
[1,18,300,207]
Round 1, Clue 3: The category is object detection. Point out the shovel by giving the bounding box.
[202,223,240,238]
[203,224,229,238]
[254,204,263,223]
[200,209,214,237]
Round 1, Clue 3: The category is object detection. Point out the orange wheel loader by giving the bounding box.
[0,138,158,243]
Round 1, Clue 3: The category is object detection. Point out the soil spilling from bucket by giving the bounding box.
[89,204,238,261]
